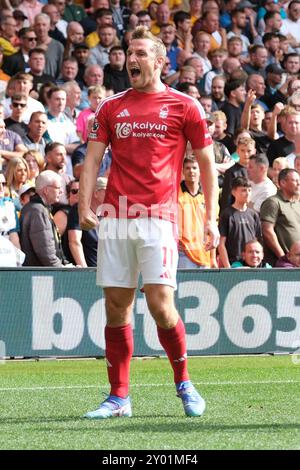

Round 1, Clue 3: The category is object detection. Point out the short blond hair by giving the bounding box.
[237,136,255,147]
[131,26,166,58]
[213,110,227,123]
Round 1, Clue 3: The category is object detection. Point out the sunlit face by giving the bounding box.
[237,144,255,166]
[213,119,226,138]
[25,153,40,179]
[99,27,116,47]
[211,78,225,100]
[15,162,28,185]
[232,185,252,204]
[280,171,300,198]
[28,115,47,136]
[179,70,196,84]
[199,97,212,113]
[48,145,66,171]
[28,52,45,73]
[48,90,66,114]
[243,242,264,267]
[86,67,104,86]
[126,38,164,92]
[68,180,79,206]
[250,107,265,127]
[89,93,103,112]
[62,61,78,80]
[45,181,62,205]
[183,161,200,184]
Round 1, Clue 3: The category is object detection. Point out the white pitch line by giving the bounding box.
[0,380,299,392]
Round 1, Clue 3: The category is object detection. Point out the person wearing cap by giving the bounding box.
[67,177,107,267]
[13,10,29,32]
[19,182,36,206]
[72,43,89,82]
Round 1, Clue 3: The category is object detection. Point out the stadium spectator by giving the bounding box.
[203,48,227,95]
[271,157,290,188]
[242,45,268,78]
[88,25,119,69]
[227,8,250,53]
[211,74,226,109]
[56,57,79,86]
[28,48,56,95]
[20,170,70,266]
[34,13,64,79]
[22,111,49,156]
[280,0,300,50]
[151,3,171,36]
[67,176,106,267]
[61,80,82,124]
[76,85,106,143]
[178,156,217,269]
[221,78,246,137]
[19,182,36,207]
[260,168,300,266]
[46,86,79,174]
[231,239,271,268]
[63,21,85,59]
[2,27,37,76]
[220,136,255,212]
[103,45,130,94]
[44,142,73,207]
[0,170,20,250]
[72,42,90,86]
[241,92,272,154]
[4,93,28,138]
[276,240,300,268]
[192,31,212,74]
[23,149,45,183]
[2,72,45,124]
[267,109,300,165]
[0,119,27,172]
[5,156,30,211]
[18,0,43,27]
[247,154,277,213]
[218,176,262,267]
[80,64,104,110]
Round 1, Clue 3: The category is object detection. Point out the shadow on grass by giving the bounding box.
[0,417,300,433]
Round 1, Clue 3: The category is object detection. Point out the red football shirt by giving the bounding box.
[89,86,212,221]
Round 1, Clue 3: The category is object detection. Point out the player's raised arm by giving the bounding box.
[79,140,106,230]
[194,144,220,250]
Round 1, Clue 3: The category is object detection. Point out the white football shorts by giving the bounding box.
[96,218,178,289]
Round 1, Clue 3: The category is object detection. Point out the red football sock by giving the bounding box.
[157,316,189,384]
[105,324,134,398]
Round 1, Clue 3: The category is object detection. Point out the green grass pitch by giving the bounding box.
[0,355,299,450]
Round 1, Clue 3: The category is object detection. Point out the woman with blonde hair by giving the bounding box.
[5,156,29,211]
[23,149,45,182]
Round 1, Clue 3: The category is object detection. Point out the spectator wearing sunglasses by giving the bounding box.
[4,93,28,138]
[2,28,38,77]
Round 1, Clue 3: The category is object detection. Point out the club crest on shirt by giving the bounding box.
[92,121,99,132]
[159,104,169,119]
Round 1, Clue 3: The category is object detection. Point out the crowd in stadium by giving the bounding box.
[0,0,300,269]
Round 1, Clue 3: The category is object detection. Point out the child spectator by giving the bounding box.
[76,85,106,143]
[218,176,262,268]
[220,136,255,212]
